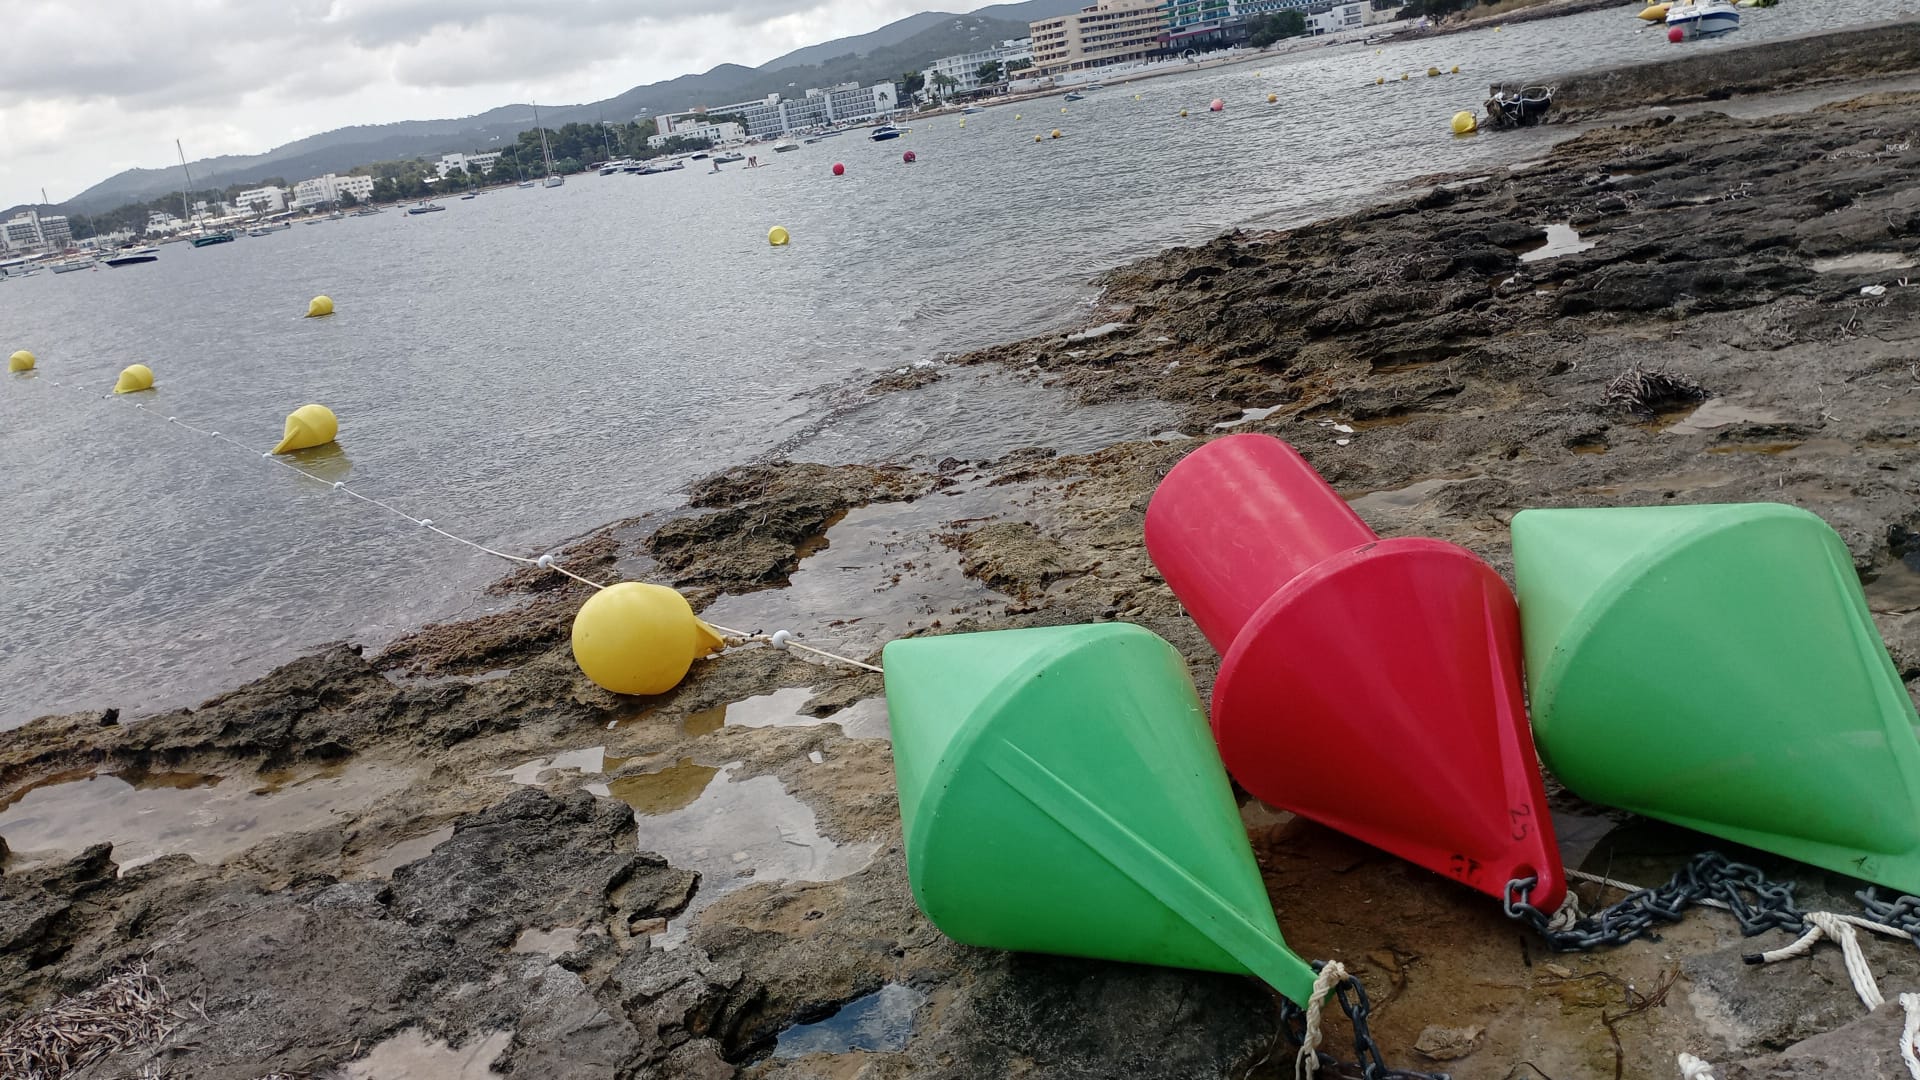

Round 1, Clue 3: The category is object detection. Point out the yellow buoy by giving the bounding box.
[113,364,153,394]
[1451,111,1479,135]
[1268,93,1278,103]
[1638,3,1670,16]
[271,403,339,454]
[1401,73,1410,81]
[959,119,966,127]
[768,225,790,247]
[1035,134,1043,142]
[8,350,33,373]
[1376,77,1385,85]
[571,582,727,696]
[1451,65,1460,74]
[1427,66,1441,77]
[1180,109,1189,117]
[1051,129,1063,139]
[1134,94,1141,100]
[1061,106,1068,113]
[305,295,334,318]
[1014,113,1022,119]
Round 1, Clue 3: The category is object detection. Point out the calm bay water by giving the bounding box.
[0,1,1892,727]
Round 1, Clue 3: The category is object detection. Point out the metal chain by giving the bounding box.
[1858,889,1920,950]
[1277,964,1451,1080]
[1505,852,1805,951]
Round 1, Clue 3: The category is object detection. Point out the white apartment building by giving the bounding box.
[1307,0,1395,33]
[236,185,288,213]
[921,38,1033,96]
[665,81,899,140]
[645,120,744,149]
[292,173,376,209]
[1030,0,1168,76]
[436,151,504,177]
[38,215,72,249]
[1,214,40,251]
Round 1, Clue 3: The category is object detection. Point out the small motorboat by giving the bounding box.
[352,207,383,216]
[49,258,94,274]
[1484,84,1554,128]
[773,141,799,152]
[517,179,536,188]
[1063,92,1085,102]
[598,159,633,175]
[713,152,745,163]
[961,106,986,115]
[189,230,236,247]
[460,193,477,200]
[869,124,905,141]
[246,226,275,237]
[104,246,160,267]
[690,152,711,160]
[406,201,445,215]
[543,175,565,188]
[1666,0,1739,36]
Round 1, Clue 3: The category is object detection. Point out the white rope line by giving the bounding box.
[1677,1052,1718,1079]
[34,375,884,676]
[1294,961,1348,1080]
[1754,912,1884,1011]
[1901,993,1920,1080]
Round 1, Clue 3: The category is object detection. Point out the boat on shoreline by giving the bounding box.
[1667,0,1740,36]
[406,201,445,215]
[49,257,94,273]
[104,246,159,267]
[773,141,799,152]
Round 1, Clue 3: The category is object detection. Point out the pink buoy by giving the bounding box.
[903,150,917,163]
[1668,25,1685,41]
[832,162,846,176]
[1209,98,1224,112]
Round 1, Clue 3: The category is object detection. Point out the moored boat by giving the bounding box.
[189,230,235,247]
[869,124,906,141]
[1666,0,1739,35]
[49,258,95,274]
[104,246,160,267]
[772,141,799,152]
[406,201,445,215]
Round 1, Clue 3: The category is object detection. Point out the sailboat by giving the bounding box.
[178,140,234,247]
[534,102,564,188]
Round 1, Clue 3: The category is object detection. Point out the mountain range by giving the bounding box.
[19,0,1074,219]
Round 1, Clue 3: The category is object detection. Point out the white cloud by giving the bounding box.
[0,0,937,207]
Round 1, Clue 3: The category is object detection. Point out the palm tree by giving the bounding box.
[976,60,1004,85]
[931,72,958,102]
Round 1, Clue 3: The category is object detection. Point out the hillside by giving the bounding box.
[40,2,1077,218]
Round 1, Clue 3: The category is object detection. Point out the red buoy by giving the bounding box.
[1668,25,1685,41]
[1209,98,1225,112]
[832,162,846,176]
[903,150,917,163]
[1144,434,1566,911]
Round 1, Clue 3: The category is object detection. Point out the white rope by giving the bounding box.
[1677,1052,1718,1079]
[34,375,885,676]
[1752,912,1884,1011]
[1294,961,1348,1080]
[1901,993,1920,1080]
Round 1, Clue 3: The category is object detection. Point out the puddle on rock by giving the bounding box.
[344,1028,513,1080]
[1706,441,1803,455]
[609,761,881,948]
[361,825,455,878]
[0,763,406,871]
[1867,557,1920,614]
[1809,252,1917,274]
[699,481,1021,661]
[1518,223,1597,263]
[512,926,583,958]
[1212,404,1286,430]
[684,688,891,741]
[1346,476,1484,519]
[496,746,623,786]
[774,983,928,1059]
[1663,399,1790,435]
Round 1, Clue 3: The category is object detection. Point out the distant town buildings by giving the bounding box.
[292,173,376,209]
[236,185,288,214]
[662,81,899,140]
[1030,0,1169,75]
[0,211,73,252]
[1306,0,1396,34]
[921,38,1033,96]
[645,120,745,149]
[435,151,503,178]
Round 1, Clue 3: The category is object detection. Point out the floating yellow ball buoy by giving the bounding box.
[1035,134,1044,142]
[305,295,334,318]
[1451,110,1479,135]
[768,225,790,247]
[1014,113,1022,119]
[1061,106,1068,113]
[1376,77,1385,85]
[8,350,33,373]
[1451,65,1460,74]
[571,582,727,696]
[1401,73,1410,81]
[271,403,339,454]
[1051,129,1063,139]
[113,364,153,394]
[1180,109,1189,117]
[958,119,966,127]
[1427,66,1441,77]
[1268,93,1278,103]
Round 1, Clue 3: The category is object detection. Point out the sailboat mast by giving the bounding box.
[175,140,196,226]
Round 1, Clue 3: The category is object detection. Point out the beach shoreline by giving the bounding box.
[4,27,1919,1079]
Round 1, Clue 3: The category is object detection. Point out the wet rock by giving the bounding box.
[942,522,1077,600]
[1414,1023,1486,1061]
[1683,935,1920,1057]
[1719,1001,1913,1079]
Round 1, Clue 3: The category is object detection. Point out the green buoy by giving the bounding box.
[1513,503,1920,893]
[884,623,1317,1005]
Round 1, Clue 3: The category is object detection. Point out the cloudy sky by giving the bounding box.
[0,0,941,208]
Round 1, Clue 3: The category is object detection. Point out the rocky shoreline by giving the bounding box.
[5,28,1920,1080]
